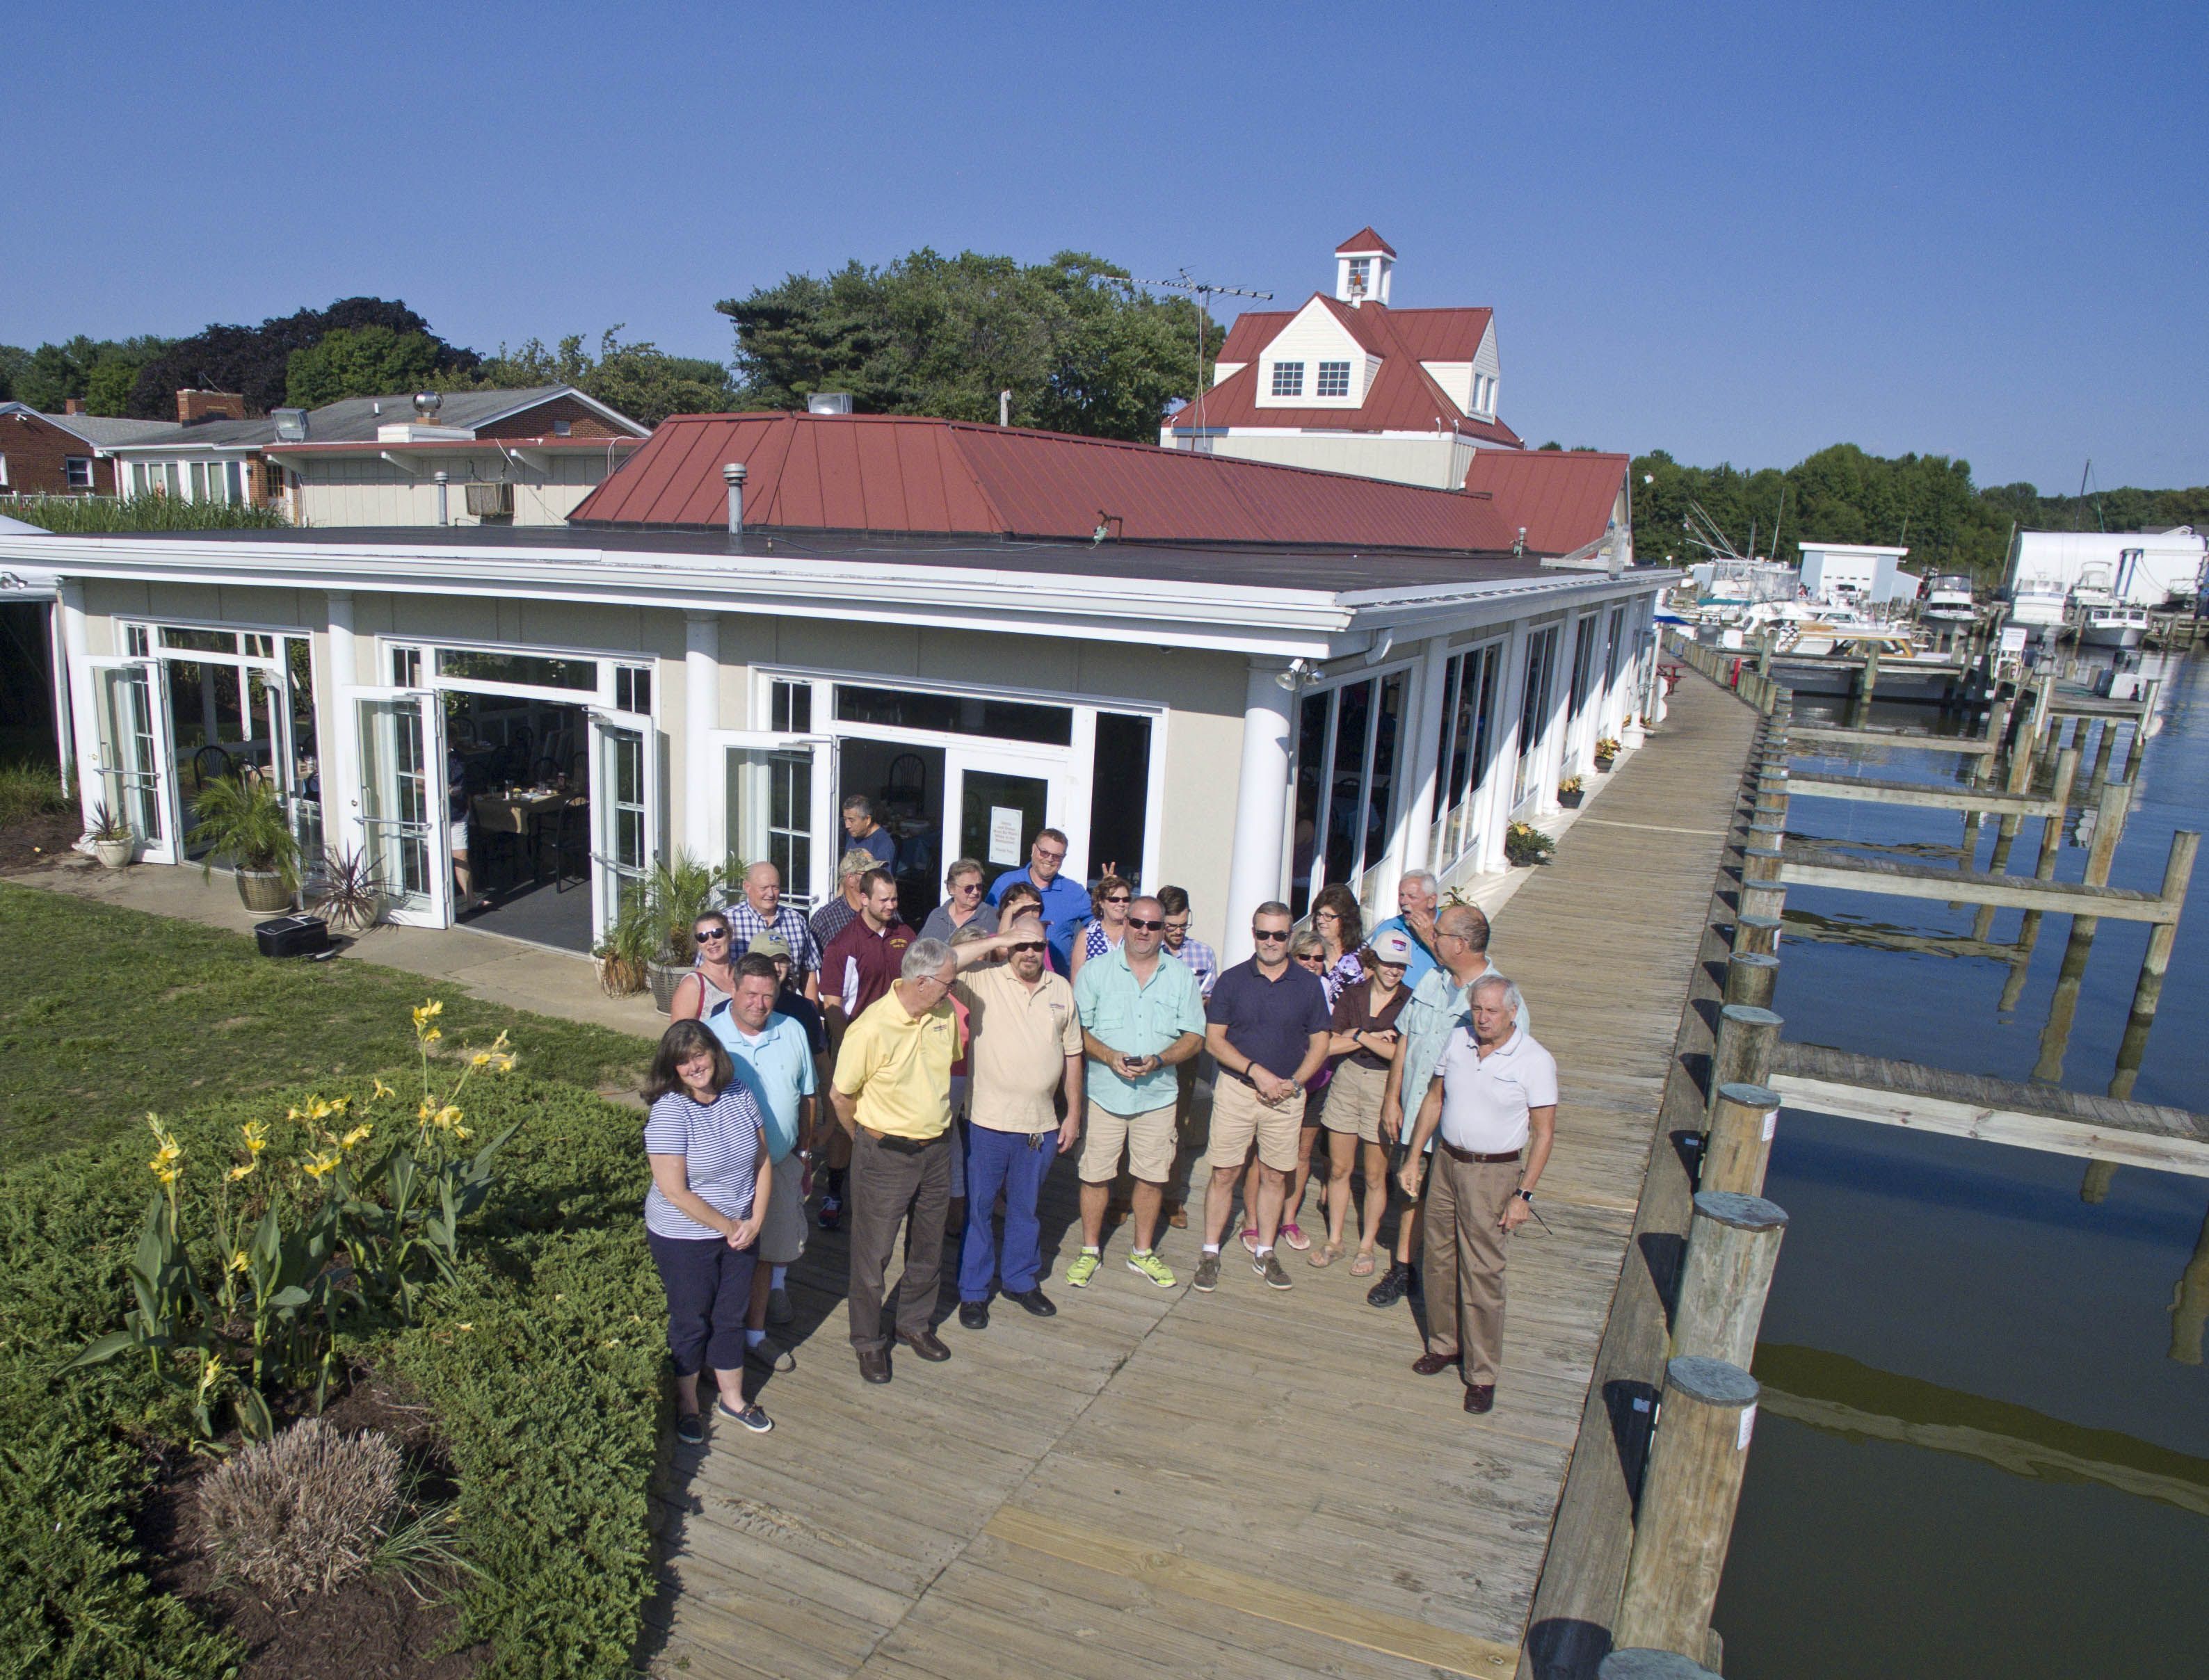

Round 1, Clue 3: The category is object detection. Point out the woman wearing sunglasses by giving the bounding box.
[670,910,741,1028]
[1066,873,1135,981]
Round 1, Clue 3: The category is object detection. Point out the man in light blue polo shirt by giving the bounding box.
[986,826,1092,973]
[1369,901,1527,1310]
[1369,868,1443,991]
[1069,896,1207,1289]
[709,955,819,1367]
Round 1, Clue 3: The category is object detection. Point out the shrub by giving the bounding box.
[0,493,290,533]
[0,759,67,827]
[199,1418,403,1599]
[1505,821,1557,866]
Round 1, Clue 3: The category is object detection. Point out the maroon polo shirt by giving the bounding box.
[821,915,915,1021]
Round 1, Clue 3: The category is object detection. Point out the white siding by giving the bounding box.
[1181,431,1463,489]
[1422,361,1475,412]
[2011,530,2206,606]
[289,451,620,528]
[1254,300,1368,410]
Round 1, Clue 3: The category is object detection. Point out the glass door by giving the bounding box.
[945,745,1065,885]
[588,709,661,945]
[355,687,447,927]
[716,732,831,910]
[88,656,177,864]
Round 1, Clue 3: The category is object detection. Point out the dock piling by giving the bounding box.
[1731,914,1783,957]
[1703,1081,1783,1196]
[2113,829,2201,1099]
[1723,952,1780,1011]
[1672,1190,1789,1366]
[1706,1005,1783,1123]
[1616,1357,1762,1658]
[1598,1651,1722,1680]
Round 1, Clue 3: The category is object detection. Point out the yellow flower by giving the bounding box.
[454,1322,474,1332]
[451,1125,472,1142]
[240,1119,271,1155]
[227,1162,257,1182]
[339,1124,373,1152]
[371,1078,396,1101]
[422,1027,442,1043]
[492,1053,518,1074]
[432,1105,464,1131]
[230,1250,249,1273]
[411,1000,445,1035]
[471,1052,492,1069]
[152,1164,180,1186]
[300,1151,340,1180]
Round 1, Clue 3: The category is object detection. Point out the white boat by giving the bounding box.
[1922,574,1976,622]
[2079,604,2149,649]
[2068,562,2119,613]
[2008,576,2069,629]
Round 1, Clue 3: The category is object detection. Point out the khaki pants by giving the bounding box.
[847,1127,950,1353]
[1422,1150,1520,1387]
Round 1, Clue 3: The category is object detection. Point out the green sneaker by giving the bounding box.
[1066,1250,1101,1289]
[1126,1250,1177,1289]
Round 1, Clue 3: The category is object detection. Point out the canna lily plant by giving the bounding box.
[65,1002,523,1448]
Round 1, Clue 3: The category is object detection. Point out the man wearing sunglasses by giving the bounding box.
[1068,896,1207,1290]
[986,827,1092,974]
[1196,903,1333,1292]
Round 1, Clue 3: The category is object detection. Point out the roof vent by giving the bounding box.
[272,408,309,442]
[806,392,853,415]
[412,391,443,421]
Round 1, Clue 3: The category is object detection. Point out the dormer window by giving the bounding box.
[1271,362,1306,398]
[1315,361,1351,398]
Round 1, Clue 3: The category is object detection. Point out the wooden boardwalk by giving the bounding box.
[641,676,1757,1680]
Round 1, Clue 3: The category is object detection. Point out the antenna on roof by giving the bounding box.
[1129,268,1272,442]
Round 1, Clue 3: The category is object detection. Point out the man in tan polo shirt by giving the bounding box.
[951,913,1084,1329]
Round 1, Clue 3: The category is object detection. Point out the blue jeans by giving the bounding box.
[958,1124,1059,1300]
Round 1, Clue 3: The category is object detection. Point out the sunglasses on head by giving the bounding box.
[1253,928,1290,942]
[1126,916,1163,930]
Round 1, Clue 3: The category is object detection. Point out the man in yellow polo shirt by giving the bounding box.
[830,932,1013,1384]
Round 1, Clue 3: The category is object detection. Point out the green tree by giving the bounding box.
[716,248,1219,441]
[284,325,446,407]
[446,328,735,426]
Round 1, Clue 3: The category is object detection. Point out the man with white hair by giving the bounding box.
[1370,869,1443,989]
[1398,972,1556,1415]
[725,860,821,1001]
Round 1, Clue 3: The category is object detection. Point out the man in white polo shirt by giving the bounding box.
[1398,971,1556,1415]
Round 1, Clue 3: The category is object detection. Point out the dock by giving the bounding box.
[638,674,1759,1678]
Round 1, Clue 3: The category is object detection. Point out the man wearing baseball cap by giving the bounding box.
[1315,927,1414,1272]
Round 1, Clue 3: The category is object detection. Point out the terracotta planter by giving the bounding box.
[94,838,135,870]
[235,869,295,913]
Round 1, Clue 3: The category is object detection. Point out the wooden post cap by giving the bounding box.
[1600,1650,1722,1679]
[1715,1080,1781,1110]
[1666,1355,1760,1410]
[1716,1003,1782,1032]
[1691,1189,1788,1231]
[1744,823,1786,843]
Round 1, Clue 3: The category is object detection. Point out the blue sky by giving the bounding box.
[5,1,2201,490]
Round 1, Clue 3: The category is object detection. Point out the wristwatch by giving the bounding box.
[1517,1189,1534,1204]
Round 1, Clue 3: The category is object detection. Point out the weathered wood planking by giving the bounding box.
[1788,724,1997,755]
[1785,772,2059,817]
[1778,843,2171,919]
[641,674,1758,1680]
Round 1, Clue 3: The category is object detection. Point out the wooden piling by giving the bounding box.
[1598,1651,1721,1680]
[2016,746,2081,960]
[1615,1357,1762,1658]
[2172,1206,2209,1367]
[2084,775,2132,885]
[2088,716,2118,791]
[1731,914,1783,956]
[1724,952,1780,1011]
[1672,1190,1789,1367]
[1707,1005,1783,1121]
[2114,829,2200,1091]
[1704,1081,1783,1196]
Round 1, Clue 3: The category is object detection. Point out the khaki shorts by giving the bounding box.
[1080,1100,1175,1184]
[759,1152,808,1266]
[1206,1074,1305,1172]
[1324,1057,1389,1144]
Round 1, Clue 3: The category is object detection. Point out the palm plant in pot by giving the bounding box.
[594,894,656,997]
[87,802,136,870]
[643,850,722,1013]
[191,774,301,912]
[312,843,389,937]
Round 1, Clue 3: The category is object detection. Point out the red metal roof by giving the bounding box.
[569,412,1525,552]
[1463,449,1629,557]
[1335,227,1397,257]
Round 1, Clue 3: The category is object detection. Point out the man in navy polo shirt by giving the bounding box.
[986,827,1092,973]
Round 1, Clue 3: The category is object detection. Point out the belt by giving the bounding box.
[1438,1141,1522,1165]
[860,1126,944,1155]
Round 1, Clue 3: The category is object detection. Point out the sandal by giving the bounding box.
[1239,1227,1259,1254]
[1349,1250,1377,1277]
[1280,1222,1312,1252]
[1308,1242,1344,1268]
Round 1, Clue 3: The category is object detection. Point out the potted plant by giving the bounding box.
[595,896,655,997]
[190,774,301,912]
[312,843,387,937]
[1593,736,1622,770]
[643,850,721,1012]
[1504,821,1556,866]
[87,802,136,870]
[1557,775,1586,809]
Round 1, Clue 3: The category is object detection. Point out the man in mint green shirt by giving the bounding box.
[1070,896,1207,1289]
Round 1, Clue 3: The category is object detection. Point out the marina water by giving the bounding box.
[1711,650,2209,1678]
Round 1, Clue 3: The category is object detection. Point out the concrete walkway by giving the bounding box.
[6,857,665,1039]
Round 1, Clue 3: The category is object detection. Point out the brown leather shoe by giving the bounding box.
[856,1348,892,1384]
[1164,1202,1187,1229]
[896,1328,951,1364]
[1464,1384,1496,1414]
[1412,1350,1460,1378]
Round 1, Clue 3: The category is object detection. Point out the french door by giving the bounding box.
[716,731,833,909]
[88,656,177,864]
[354,687,448,927]
[588,709,662,944]
[945,745,1066,880]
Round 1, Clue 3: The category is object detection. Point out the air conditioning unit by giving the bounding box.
[464,481,514,517]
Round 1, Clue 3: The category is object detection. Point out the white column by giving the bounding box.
[1223,657,1295,967]
[46,599,75,801]
[1395,636,1452,876]
[684,611,719,860]
[326,590,361,855]
[58,581,99,830]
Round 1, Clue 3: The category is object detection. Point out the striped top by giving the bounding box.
[643,1083,766,1241]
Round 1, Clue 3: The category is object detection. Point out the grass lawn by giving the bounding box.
[0,882,652,1168]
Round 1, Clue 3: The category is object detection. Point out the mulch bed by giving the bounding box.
[0,809,82,873]
[135,1369,486,1680]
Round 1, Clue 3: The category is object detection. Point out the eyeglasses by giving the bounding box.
[1034,847,1066,863]
[1315,908,1340,921]
[694,928,730,942]
[1253,928,1290,942]
[954,880,983,893]
[1104,895,1131,905]
[1126,916,1162,930]
[1007,940,1047,953]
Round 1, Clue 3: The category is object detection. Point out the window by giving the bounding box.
[0,455,9,488]
[769,678,813,732]
[65,456,94,490]
[1513,626,1561,807]
[614,664,652,713]
[225,460,244,503]
[833,684,1071,746]
[125,624,151,656]
[1430,643,1501,867]
[392,647,424,686]
[160,626,241,654]
[1347,257,1371,297]
[163,462,182,499]
[1566,613,1599,725]
[1270,361,1306,398]
[1289,672,1408,916]
[552,419,572,437]
[1315,361,1351,398]
[434,648,599,691]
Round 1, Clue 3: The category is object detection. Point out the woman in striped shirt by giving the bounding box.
[644,1019,775,1444]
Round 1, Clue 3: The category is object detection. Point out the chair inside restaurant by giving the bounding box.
[444,692,595,952]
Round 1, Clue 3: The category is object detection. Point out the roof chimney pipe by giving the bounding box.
[999,389,1012,427]
[723,462,747,535]
[435,469,449,527]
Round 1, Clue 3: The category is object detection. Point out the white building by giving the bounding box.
[1796,542,1914,606]
[2007,527,2206,608]
[12,412,1671,962]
